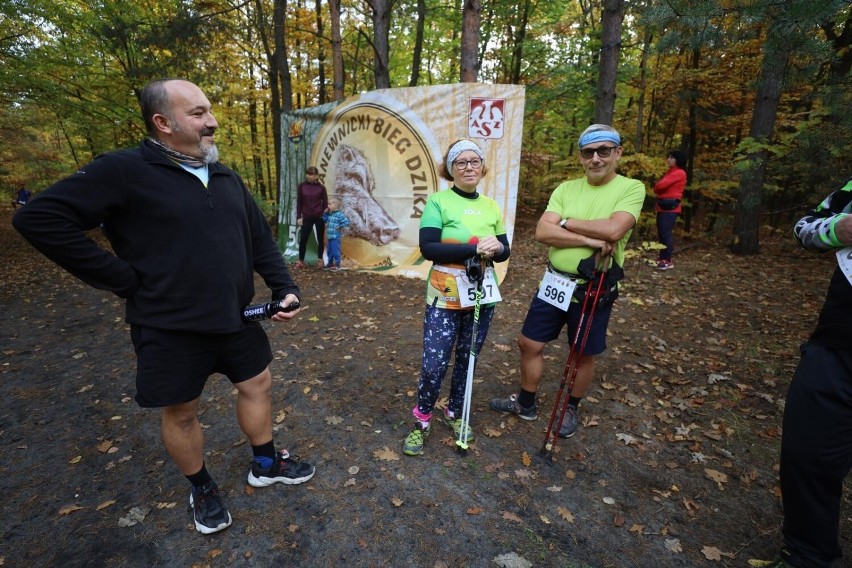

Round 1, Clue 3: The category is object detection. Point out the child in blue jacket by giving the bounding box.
[323,197,350,270]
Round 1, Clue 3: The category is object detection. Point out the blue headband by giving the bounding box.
[579,130,621,148]
[446,140,484,176]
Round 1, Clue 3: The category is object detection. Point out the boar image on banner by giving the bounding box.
[333,143,401,250]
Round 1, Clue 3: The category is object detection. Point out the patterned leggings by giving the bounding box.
[416,304,494,418]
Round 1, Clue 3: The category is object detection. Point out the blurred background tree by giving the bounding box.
[2,0,850,254]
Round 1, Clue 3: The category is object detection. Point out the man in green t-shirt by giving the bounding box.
[491,124,645,439]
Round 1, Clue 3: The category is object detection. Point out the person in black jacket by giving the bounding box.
[767,178,852,567]
[12,78,315,535]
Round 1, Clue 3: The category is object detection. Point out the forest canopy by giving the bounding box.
[2,0,851,251]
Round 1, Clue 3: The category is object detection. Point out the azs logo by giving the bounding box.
[468,98,505,139]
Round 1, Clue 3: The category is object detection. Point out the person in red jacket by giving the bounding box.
[653,150,687,270]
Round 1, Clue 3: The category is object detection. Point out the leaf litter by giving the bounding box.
[3,214,849,566]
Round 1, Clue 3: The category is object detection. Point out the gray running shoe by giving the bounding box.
[558,405,579,438]
[490,393,537,420]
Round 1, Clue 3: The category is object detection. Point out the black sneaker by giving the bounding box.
[490,393,537,420]
[558,405,579,438]
[189,481,232,534]
[247,449,316,487]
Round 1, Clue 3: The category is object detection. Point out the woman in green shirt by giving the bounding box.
[403,139,511,457]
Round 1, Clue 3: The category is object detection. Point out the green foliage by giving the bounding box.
[618,153,659,187]
[253,196,278,220]
[1,0,851,227]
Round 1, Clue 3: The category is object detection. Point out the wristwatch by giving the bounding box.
[559,218,569,229]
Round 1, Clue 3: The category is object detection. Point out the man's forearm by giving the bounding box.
[559,217,629,242]
[535,218,606,249]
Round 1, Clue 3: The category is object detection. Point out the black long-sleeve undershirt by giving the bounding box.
[418,187,511,264]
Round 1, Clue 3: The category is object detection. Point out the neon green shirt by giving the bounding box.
[545,175,645,274]
[420,189,506,309]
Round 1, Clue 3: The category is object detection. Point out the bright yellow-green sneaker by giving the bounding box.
[403,423,430,456]
[441,410,475,443]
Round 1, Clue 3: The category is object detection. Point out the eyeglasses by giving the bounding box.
[453,159,482,170]
[579,146,617,159]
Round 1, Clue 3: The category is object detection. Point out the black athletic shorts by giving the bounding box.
[131,323,273,408]
[520,294,613,355]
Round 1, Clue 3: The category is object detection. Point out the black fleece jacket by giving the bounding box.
[13,140,299,333]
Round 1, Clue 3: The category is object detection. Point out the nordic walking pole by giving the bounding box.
[538,254,611,466]
[457,247,485,455]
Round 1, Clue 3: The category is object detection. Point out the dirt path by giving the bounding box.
[1,202,849,567]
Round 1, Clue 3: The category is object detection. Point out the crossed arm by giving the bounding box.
[535,210,637,255]
[836,216,852,245]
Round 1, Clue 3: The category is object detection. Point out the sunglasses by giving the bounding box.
[579,145,617,159]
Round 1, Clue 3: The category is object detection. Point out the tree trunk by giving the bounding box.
[254,0,281,207]
[593,0,623,125]
[293,0,303,109]
[460,0,481,82]
[683,46,700,233]
[508,0,531,84]
[634,29,651,153]
[249,95,267,200]
[328,0,344,101]
[368,0,392,89]
[263,99,272,200]
[731,40,790,255]
[244,17,267,201]
[315,0,326,104]
[272,0,292,206]
[409,0,426,87]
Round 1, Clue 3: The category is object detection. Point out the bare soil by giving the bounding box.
[1,203,850,568]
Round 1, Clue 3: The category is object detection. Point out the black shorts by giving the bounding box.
[520,294,613,355]
[131,324,273,408]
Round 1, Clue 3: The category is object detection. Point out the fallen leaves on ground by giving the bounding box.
[615,432,638,445]
[501,511,523,523]
[373,447,400,461]
[58,504,83,516]
[117,506,150,527]
[492,552,532,568]
[557,506,574,522]
[705,468,729,490]
[701,545,735,560]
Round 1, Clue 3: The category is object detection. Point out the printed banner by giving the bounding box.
[280,84,525,281]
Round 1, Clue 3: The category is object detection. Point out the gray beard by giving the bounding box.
[202,143,219,164]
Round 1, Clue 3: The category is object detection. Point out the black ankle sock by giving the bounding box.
[187,463,212,490]
[252,440,276,468]
[517,388,536,408]
[568,395,582,409]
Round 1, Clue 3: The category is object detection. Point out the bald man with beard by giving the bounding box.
[13,78,315,535]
